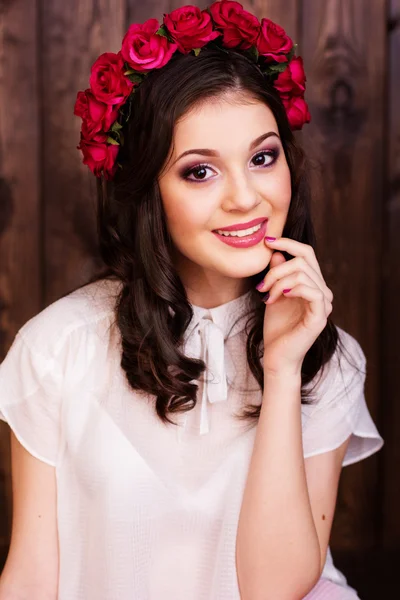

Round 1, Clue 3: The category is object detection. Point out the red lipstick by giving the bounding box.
[213,217,267,232]
[212,219,268,249]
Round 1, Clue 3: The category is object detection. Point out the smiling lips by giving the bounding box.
[213,217,268,232]
[212,219,268,248]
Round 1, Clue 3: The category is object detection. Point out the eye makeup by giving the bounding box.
[179,146,281,183]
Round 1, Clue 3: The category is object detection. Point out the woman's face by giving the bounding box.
[158,94,292,306]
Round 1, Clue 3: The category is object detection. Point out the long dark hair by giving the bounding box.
[79,46,354,429]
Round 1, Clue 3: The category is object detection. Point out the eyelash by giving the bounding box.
[180,148,280,183]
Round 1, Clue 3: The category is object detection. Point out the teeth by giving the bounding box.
[216,223,263,237]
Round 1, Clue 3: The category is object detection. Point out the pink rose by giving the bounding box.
[74,89,119,139]
[77,133,120,180]
[209,0,260,50]
[89,52,133,105]
[121,19,178,72]
[280,94,311,130]
[163,5,220,54]
[274,57,306,96]
[256,18,293,62]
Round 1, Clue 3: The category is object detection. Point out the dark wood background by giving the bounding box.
[0,1,398,597]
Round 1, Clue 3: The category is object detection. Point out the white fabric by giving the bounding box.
[0,278,383,600]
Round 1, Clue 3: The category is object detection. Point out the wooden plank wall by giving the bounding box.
[0,0,41,557]
[382,0,400,549]
[0,0,398,585]
[300,0,386,552]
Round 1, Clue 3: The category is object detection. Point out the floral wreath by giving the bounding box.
[74,0,310,181]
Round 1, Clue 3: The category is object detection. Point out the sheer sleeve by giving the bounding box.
[302,326,383,466]
[0,330,64,467]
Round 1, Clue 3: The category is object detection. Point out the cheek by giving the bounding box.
[161,184,214,235]
[264,164,291,209]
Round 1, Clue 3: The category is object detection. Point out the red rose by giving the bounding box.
[274,57,306,96]
[163,5,220,54]
[77,133,120,180]
[121,19,178,72]
[209,0,260,50]
[256,18,293,62]
[90,52,133,105]
[280,94,311,130]
[74,89,119,139]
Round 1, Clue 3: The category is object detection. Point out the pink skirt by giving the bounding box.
[303,578,360,599]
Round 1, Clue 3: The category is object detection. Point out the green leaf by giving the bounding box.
[247,45,259,62]
[127,72,145,85]
[192,47,201,57]
[123,69,135,76]
[107,137,120,145]
[156,25,168,38]
[156,24,175,43]
[111,121,123,132]
[267,62,288,74]
[286,43,298,62]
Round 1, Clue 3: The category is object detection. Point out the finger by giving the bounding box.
[263,269,332,309]
[264,237,323,277]
[278,284,328,324]
[265,270,331,314]
[257,256,332,300]
[265,270,318,303]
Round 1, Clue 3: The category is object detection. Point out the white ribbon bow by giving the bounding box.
[182,315,228,436]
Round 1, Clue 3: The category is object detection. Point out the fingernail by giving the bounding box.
[265,236,276,241]
[283,288,291,293]
[256,281,264,291]
[262,291,270,302]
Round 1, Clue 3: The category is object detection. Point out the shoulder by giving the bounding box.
[10,278,123,385]
[18,278,121,350]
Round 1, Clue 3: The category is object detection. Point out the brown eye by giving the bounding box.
[181,163,215,182]
[190,166,208,180]
[251,149,279,168]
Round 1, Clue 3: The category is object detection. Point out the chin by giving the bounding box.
[212,252,271,279]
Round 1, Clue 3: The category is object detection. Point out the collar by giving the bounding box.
[179,290,254,437]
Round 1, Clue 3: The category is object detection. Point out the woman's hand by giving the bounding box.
[257,237,333,378]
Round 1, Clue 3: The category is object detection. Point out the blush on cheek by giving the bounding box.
[270,174,291,210]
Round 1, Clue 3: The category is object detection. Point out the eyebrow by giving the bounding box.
[173,131,281,165]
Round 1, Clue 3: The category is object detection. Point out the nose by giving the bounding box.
[220,171,262,213]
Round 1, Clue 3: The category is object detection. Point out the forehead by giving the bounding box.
[172,96,278,153]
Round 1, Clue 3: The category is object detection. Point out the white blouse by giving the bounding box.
[0,278,383,600]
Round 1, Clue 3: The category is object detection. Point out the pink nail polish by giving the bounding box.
[256,281,264,291]
[265,236,276,241]
[283,288,291,293]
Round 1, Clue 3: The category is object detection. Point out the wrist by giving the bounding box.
[262,370,302,407]
[263,373,302,389]
[263,364,303,382]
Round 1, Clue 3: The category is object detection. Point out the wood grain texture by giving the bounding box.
[381,0,400,549]
[249,0,299,40]
[0,0,41,561]
[127,0,170,24]
[40,0,126,306]
[300,0,386,550]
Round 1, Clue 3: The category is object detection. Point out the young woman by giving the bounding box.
[0,2,383,599]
